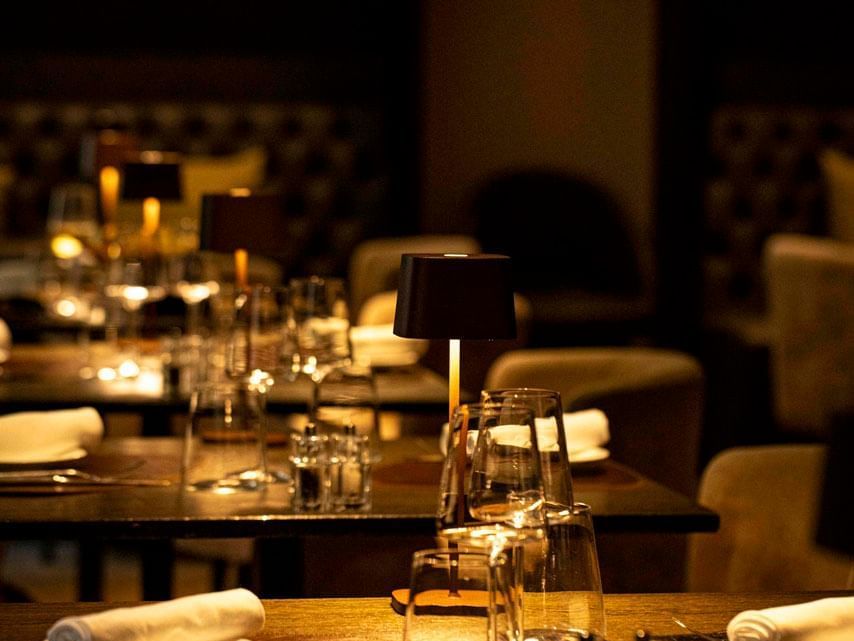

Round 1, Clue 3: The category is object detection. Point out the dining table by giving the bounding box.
[3,591,850,641]
[0,435,718,601]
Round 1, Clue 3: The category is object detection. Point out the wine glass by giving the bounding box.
[103,258,167,379]
[287,276,351,382]
[46,182,100,255]
[223,284,290,483]
[481,388,574,515]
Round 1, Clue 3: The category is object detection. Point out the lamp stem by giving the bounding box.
[449,339,460,425]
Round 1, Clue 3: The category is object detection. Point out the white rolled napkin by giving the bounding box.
[440,409,610,456]
[0,317,10,361]
[47,588,265,641]
[727,596,854,641]
[0,407,103,464]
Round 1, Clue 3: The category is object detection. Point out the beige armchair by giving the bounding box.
[687,444,852,591]
[765,233,854,435]
[348,235,481,321]
[484,347,704,593]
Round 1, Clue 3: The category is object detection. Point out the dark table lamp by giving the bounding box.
[393,252,517,423]
[200,192,284,290]
[120,154,182,246]
[391,252,516,613]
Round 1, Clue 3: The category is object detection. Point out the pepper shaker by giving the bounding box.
[291,422,328,511]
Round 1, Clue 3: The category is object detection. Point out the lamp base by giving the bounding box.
[390,588,491,616]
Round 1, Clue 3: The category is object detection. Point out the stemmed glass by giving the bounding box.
[286,276,351,382]
[103,258,167,379]
[224,284,290,483]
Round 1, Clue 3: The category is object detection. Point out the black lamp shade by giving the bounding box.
[815,411,854,556]
[199,194,285,254]
[393,253,516,340]
[121,161,182,200]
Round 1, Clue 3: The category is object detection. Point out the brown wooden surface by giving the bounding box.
[0,592,848,641]
[0,437,717,539]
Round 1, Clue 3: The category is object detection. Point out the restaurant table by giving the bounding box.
[2,592,850,641]
[0,436,718,600]
[0,343,457,433]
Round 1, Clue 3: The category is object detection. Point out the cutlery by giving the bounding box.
[0,468,171,486]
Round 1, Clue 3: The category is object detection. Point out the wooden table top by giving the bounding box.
[0,343,455,413]
[1,592,848,641]
[0,437,717,539]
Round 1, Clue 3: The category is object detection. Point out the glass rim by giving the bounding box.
[481,387,561,399]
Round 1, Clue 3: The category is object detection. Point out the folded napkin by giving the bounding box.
[440,409,610,457]
[47,588,265,641]
[727,596,854,641]
[0,317,10,360]
[350,323,428,366]
[0,407,103,464]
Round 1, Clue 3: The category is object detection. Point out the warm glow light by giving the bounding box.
[234,248,249,290]
[99,166,119,224]
[122,285,150,303]
[55,298,78,318]
[443,253,468,257]
[140,150,163,164]
[142,197,160,237]
[117,359,141,379]
[449,338,460,425]
[50,234,83,259]
[97,367,118,381]
[229,187,252,197]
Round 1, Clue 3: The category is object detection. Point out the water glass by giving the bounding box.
[521,503,606,640]
[481,388,575,514]
[182,381,267,493]
[403,548,521,641]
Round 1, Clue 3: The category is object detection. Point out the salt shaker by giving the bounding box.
[291,423,328,511]
[329,423,372,510]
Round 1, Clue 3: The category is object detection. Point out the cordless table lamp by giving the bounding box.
[393,253,517,424]
[392,253,517,613]
[121,154,182,254]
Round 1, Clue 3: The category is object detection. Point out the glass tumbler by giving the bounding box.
[521,503,606,640]
[182,381,267,493]
[403,548,521,641]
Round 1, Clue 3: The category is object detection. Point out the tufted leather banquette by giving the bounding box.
[0,101,393,277]
[703,105,854,320]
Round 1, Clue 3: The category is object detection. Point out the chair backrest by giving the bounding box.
[686,444,852,591]
[484,347,704,496]
[348,235,481,319]
[765,233,854,435]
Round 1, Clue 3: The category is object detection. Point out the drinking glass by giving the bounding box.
[225,284,288,387]
[46,182,100,251]
[469,404,546,531]
[182,381,266,493]
[287,276,351,381]
[403,548,521,641]
[103,258,167,379]
[481,389,574,514]
[521,503,606,641]
[438,403,483,533]
[311,362,380,461]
